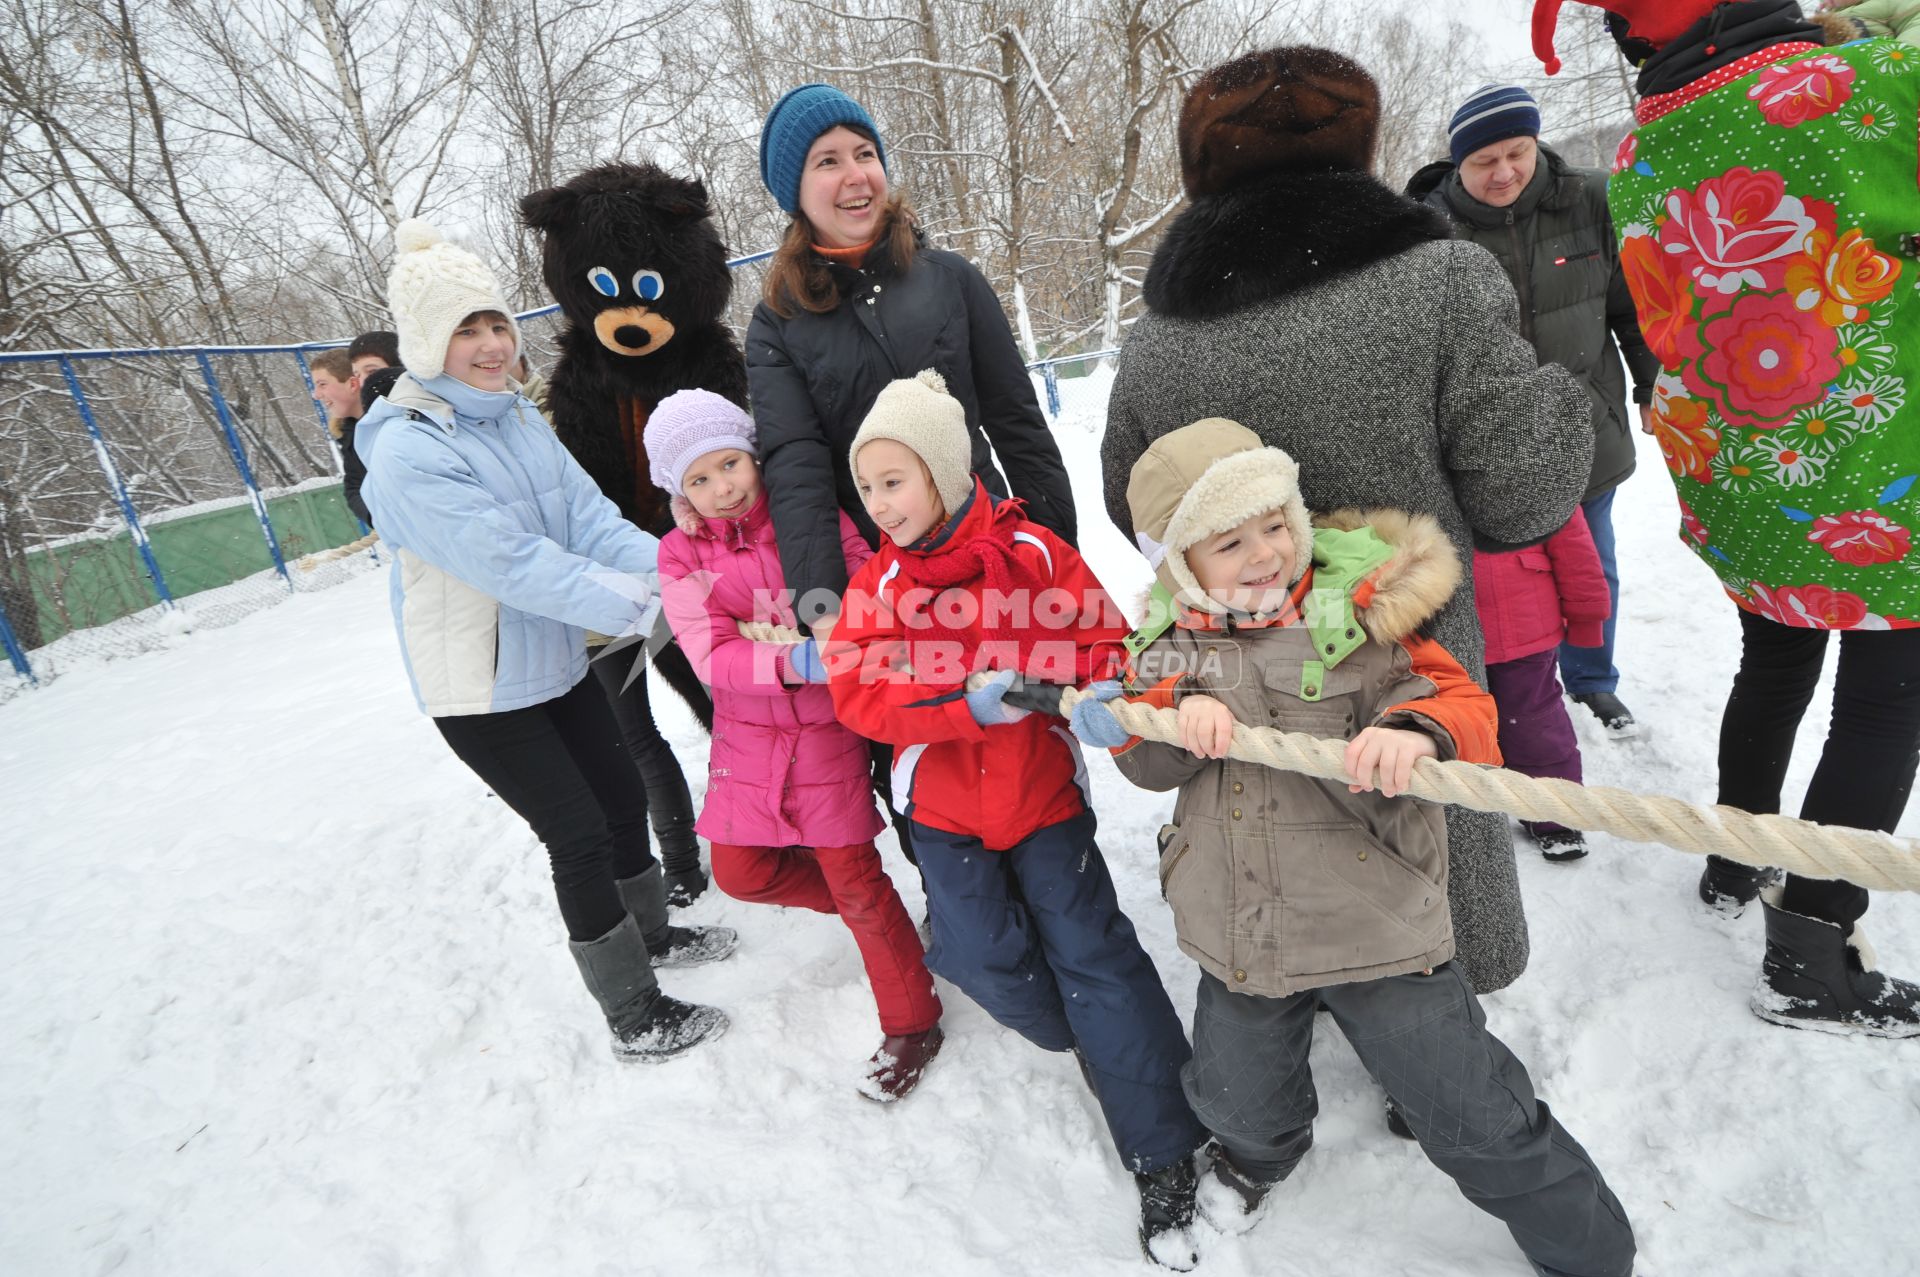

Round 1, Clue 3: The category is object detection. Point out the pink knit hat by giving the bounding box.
[644,389,758,495]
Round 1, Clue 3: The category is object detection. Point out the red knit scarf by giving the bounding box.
[887,500,1049,681]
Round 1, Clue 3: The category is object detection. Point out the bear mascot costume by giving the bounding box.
[520,161,749,907]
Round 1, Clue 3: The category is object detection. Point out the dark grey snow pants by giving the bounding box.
[1184,963,1635,1277]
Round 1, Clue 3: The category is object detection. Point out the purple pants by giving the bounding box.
[1485,648,1583,838]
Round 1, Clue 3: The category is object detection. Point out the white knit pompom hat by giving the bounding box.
[849,369,975,516]
[386,219,520,380]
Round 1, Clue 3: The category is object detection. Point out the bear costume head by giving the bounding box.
[518,161,748,535]
[520,162,735,361]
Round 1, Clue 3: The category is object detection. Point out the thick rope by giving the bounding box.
[734,619,802,643]
[732,619,1920,891]
[295,532,379,570]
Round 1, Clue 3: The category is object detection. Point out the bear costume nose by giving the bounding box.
[614,325,651,349]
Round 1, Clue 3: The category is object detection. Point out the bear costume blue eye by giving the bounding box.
[633,270,664,302]
[587,267,619,297]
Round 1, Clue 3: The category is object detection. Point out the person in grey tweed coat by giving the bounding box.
[1103,46,1594,996]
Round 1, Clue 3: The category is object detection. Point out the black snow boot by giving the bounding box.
[1525,824,1589,863]
[568,913,728,1063]
[857,1024,944,1103]
[1571,691,1641,740]
[663,867,709,909]
[1136,1155,1199,1271]
[616,864,738,968]
[1698,853,1779,916]
[652,801,708,907]
[1194,1143,1275,1235]
[1752,889,1920,1038]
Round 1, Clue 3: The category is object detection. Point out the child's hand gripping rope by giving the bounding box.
[1065,680,1130,748]
[1343,726,1439,799]
[734,618,1920,893]
[963,669,1033,727]
[784,637,831,684]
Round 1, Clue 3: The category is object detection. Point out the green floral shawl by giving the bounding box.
[1608,36,1920,629]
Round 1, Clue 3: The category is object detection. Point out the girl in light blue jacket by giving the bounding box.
[356,220,734,1063]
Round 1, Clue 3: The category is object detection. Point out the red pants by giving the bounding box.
[710,841,941,1036]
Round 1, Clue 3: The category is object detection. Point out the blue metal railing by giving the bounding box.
[0,245,1117,686]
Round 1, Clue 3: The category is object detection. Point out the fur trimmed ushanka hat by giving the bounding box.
[1126,418,1314,614]
[1177,47,1381,197]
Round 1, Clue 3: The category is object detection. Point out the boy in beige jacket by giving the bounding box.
[1072,419,1634,1276]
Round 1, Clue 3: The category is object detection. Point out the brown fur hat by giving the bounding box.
[1177,47,1381,197]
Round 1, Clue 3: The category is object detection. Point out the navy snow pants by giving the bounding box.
[911,810,1204,1173]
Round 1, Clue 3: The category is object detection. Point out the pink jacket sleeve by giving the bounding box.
[839,511,874,580]
[1545,508,1611,648]
[659,529,797,698]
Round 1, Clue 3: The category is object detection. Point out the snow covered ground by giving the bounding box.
[4,371,1917,1277]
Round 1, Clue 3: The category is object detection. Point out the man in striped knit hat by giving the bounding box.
[1407,84,1658,753]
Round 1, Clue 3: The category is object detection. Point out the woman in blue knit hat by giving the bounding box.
[745,84,1080,869]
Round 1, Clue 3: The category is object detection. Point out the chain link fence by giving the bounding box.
[0,250,1112,702]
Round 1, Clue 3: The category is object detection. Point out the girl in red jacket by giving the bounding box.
[647,390,942,1101]
[826,371,1206,1268]
[1472,508,1612,860]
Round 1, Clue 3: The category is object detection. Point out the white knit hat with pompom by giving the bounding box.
[849,369,975,517]
[386,219,520,380]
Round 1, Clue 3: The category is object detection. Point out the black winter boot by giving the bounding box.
[1525,825,1589,863]
[663,867,709,909]
[1698,853,1779,916]
[1384,1095,1416,1140]
[1571,691,1641,740]
[1194,1143,1275,1235]
[616,864,737,968]
[1752,889,1920,1038]
[650,788,708,907]
[568,914,728,1062]
[1135,1155,1199,1271]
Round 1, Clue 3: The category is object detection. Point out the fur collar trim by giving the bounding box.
[1313,508,1460,645]
[1143,170,1453,320]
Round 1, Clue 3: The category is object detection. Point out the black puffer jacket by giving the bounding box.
[336,418,372,526]
[1407,145,1659,501]
[746,230,1076,613]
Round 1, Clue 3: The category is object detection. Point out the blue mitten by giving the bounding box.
[964,670,1032,727]
[787,637,830,684]
[1068,680,1131,748]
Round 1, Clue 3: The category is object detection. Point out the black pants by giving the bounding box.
[1716,610,1920,925]
[589,647,700,878]
[436,677,655,942]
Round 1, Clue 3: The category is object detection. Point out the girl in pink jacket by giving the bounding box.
[647,390,942,1100]
[1473,508,1612,861]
